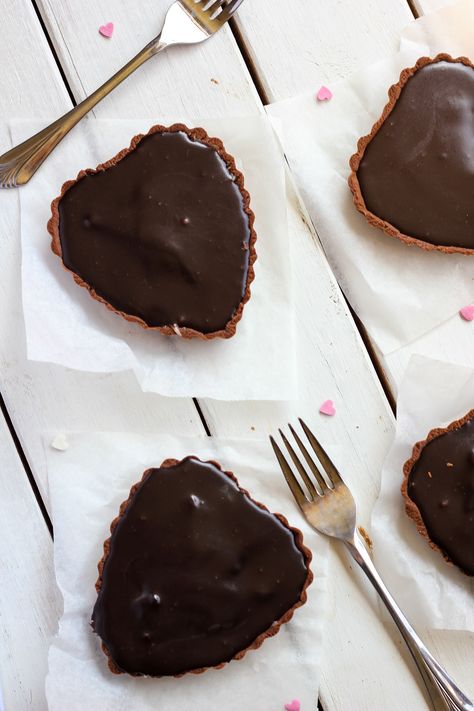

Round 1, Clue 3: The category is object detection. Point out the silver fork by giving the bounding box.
[0,0,244,188]
[271,418,474,711]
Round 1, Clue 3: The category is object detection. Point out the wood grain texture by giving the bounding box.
[1,1,472,710]
[30,2,448,710]
[233,0,414,103]
[0,1,204,504]
[0,414,60,711]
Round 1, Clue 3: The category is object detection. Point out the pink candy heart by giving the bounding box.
[460,304,474,321]
[284,701,301,711]
[316,85,333,102]
[319,399,336,416]
[99,22,114,38]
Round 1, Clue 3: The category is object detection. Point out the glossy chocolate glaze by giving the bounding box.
[407,418,474,575]
[58,130,251,333]
[92,457,309,676]
[358,60,474,249]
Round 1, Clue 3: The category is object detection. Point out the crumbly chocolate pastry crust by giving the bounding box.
[48,124,257,339]
[349,54,474,254]
[402,409,474,576]
[92,456,313,677]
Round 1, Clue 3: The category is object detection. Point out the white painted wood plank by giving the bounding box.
[0,1,68,117]
[233,0,414,103]
[0,414,60,711]
[0,1,203,505]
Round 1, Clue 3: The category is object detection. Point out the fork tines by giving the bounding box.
[219,0,244,21]
[270,418,343,506]
[194,0,244,21]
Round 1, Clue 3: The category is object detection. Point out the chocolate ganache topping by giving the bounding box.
[352,55,474,252]
[405,412,474,576]
[50,125,256,337]
[92,457,312,677]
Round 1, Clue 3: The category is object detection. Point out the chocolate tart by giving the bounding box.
[402,409,474,576]
[349,54,474,254]
[92,456,313,677]
[48,124,257,339]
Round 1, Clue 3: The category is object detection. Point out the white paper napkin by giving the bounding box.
[44,432,327,711]
[14,116,294,400]
[267,3,474,356]
[371,355,474,631]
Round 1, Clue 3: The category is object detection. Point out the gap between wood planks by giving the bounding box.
[28,0,216,448]
[0,3,413,708]
[0,3,266,546]
[229,11,399,711]
[0,392,53,535]
[31,0,77,105]
[3,0,414,528]
[229,16,398,416]
[9,0,420,514]
[227,0,422,415]
[0,5,216,577]
[0,2,218,551]
[406,0,421,18]
[0,0,74,541]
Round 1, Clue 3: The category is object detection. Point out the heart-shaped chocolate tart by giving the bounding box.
[48,124,257,339]
[402,409,474,576]
[92,457,312,677]
[349,54,474,254]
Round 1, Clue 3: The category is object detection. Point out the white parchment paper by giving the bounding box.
[45,433,327,711]
[372,356,474,631]
[14,116,294,400]
[267,1,474,356]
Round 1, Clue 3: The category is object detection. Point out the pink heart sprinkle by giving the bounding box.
[319,399,336,416]
[316,85,333,102]
[99,22,114,38]
[284,701,301,711]
[460,304,474,321]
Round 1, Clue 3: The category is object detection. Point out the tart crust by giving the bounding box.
[48,123,257,339]
[94,456,313,677]
[401,408,474,570]
[349,53,474,255]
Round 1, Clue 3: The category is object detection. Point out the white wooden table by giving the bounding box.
[0,1,473,709]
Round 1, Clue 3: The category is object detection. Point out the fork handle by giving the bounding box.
[345,534,473,711]
[0,35,166,186]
